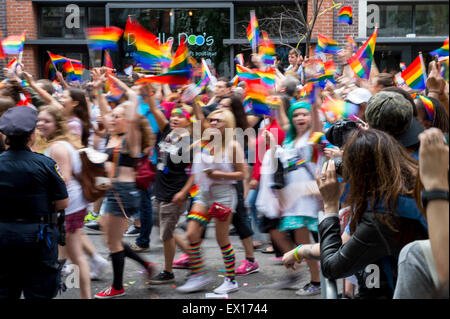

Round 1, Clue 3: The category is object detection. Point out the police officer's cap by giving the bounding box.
[0,106,38,136]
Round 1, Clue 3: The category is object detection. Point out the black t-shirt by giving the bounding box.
[0,148,68,219]
[153,124,193,202]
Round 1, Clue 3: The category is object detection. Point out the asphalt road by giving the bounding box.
[57,218,323,300]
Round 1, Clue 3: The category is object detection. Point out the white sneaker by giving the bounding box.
[90,255,109,280]
[213,278,239,294]
[176,274,212,293]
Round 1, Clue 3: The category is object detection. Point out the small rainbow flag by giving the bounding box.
[345,35,357,52]
[235,53,244,66]
[399,62,406,72]
[401,54,427,91]
[316,34,340,55]
[1,31,26,55]
[308,132,325,144]
[104,50,114,70]
[338,6,353,25]
[7,58,18,70]
[256,67,276,89]
[430,37,449,58]
[0,31,5,59]
[418,95,435,121]
[243,81,270,115]
[86,27,123,51]
[246,10,259,52]
[259,31,275,66]
[159,39,173,68]
[196,59,212,89]
[44,59,56,80]
[321,98,359,119]
[287,158,307,169]
[347,28,378,79]
[236,64,260,81]
[63,60,84,82]
[189,184,199,198]
[135,41,192,85]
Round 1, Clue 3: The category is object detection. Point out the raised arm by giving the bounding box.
[141,83,169,132]
[23,71,64,108]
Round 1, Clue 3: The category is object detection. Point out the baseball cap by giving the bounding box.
[365,91,423,147]
[345,88,372,105]
[0,106,38,136]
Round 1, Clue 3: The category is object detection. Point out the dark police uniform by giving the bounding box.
[0,106,68,299]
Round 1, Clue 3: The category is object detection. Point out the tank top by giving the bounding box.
[192,144,236,191]
[45,140,88,215]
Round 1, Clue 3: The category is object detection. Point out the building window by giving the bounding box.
[367,2,449,37]
[39,6,105,39]
[109,8,231,77]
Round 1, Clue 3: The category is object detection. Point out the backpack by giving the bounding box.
[77,148,109,203]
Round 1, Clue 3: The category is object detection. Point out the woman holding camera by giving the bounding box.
[282,129,428,297]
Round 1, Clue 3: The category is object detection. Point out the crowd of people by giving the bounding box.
[0,42,448,299]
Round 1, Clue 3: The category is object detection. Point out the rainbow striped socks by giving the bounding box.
[221,244,236,283]
[187,242,205,276]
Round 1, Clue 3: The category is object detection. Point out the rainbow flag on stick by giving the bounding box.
[1,31,26,55]
[246,10,259,53]
[321,97,359,119]
[259,30,275,66]
[316,34,340,55]
[338,6,353,25]
[236,64,260,81]
[86,27,123,51]
[430,37,449,58]
[243,80,270,115]
[47,51,69,65]
[196,59,213,89]
[347,28,378,80]
[401,53,427,91]
[417,95,435,121]
[135,41,192,85]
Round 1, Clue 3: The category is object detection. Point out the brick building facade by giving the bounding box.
[0,0,448,79]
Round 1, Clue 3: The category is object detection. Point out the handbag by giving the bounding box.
[136,156,155,190]
[207,202,232,221]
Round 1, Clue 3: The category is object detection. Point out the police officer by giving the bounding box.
[0,106,69,299]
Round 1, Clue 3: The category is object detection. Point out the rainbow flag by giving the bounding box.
[259,31,275,66]
[345,35,357,52]
[430,37,449,58]
[347,28,378,80]
[135,41,192,85]
[235,53,244,66]
[338,6,353,25]
[321,98,359,119]
[104,50,114,69]
[231,75,239,87]
[196,59,212,89]
[399,62,406,71]
[418,95,435,121]
[246,10,259,52]
[256,67,276,89]
[236,64,260,81]
[47,51,69,66]
[44,59,56,80]
[125,17,165,70]
[104,51,124,100]
[63,60,84,82]
[189,184,199,198]
[7,58,18,70]
[401,54,427,91]
[0,31,5,59]
[243,81,270,115]
[160,39,173,68]
[308,132,326,145]
[2,31,26,55]
[86,27,123,51]
[316,34,340,55]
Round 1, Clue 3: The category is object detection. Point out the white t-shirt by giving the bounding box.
[45,141,88,215]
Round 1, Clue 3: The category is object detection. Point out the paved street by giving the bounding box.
[57,216,322,300]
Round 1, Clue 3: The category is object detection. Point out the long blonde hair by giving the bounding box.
[36,104,83,152]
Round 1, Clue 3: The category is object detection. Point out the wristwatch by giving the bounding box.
[420,189,449,208]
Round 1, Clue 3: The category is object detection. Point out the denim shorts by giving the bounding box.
[105,182,140,218]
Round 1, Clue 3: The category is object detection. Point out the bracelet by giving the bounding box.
[95,90,104,96]
[294,245,303,262]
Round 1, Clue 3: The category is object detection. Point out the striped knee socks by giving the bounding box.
[221,243,236,283]
[187,242,205,276]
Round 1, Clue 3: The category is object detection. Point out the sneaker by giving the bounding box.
[176,274,212,293]
[124,225,141,237]
[235,260,260,276]
[296,283,321,296]
[94,286,126,299]
[84,220,101,233]
[84,211,100,224]
[130,243,150,253]
[90,255,109,280]
[172,253,189,269]
[148,271,175,285]
[213,278,239,294]
[61,260,72,277]
[144,262,158,280]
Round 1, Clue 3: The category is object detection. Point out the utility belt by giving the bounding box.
[0,210,66,246]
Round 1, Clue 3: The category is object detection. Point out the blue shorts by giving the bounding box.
[105,182,140,218]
